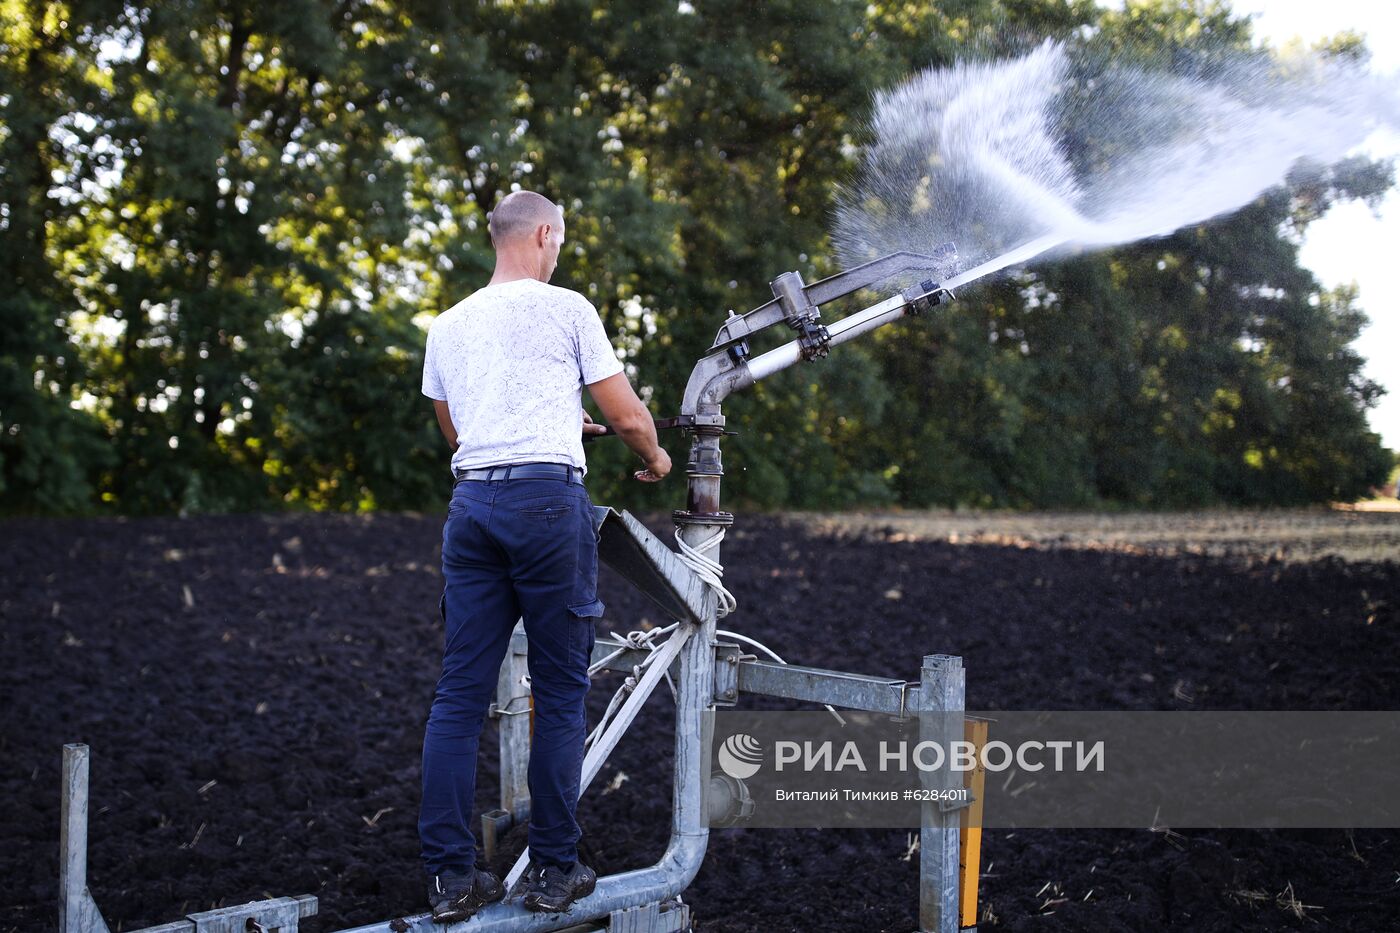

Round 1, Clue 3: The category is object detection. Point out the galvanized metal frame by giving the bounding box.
[59,245,998,931]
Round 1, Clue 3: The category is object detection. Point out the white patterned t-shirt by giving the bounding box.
[421,278,624,475]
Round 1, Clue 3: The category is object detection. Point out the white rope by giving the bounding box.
[674,527,737,618]
[579,526,736,755]
[585,622,681,750]
[716,628,787,665]
[587,622,677,677]
[716,627,846,726]
[586,676,633,749]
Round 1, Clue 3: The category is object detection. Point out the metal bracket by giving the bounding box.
[487,700,531,718]
[721,310,751,364]
[181,896,316,933]
[708,243,957,354]
[608,897,691,933]
[793,316,832,360]
[770,270,831,361]
[736,659,911,713]
[711,640,742,706]
[591,507,710,626]
[901,279,955,316]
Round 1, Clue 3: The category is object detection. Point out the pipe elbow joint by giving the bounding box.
[659,830,709,893]
[681,353,753,418]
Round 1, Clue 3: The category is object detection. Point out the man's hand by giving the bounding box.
[586,372,672,483]
[634,448,671,483]
[583,405,669,481]
[582,410,608,437]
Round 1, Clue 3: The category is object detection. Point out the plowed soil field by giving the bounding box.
[3,508,1398,931]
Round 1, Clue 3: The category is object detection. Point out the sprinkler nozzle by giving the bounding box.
[902,279,955,315]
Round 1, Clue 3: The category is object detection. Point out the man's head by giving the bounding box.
[488,190,566,282]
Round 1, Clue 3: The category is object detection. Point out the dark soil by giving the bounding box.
[2,511,1398,932]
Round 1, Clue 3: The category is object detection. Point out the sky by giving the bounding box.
[1240,1,1400,449]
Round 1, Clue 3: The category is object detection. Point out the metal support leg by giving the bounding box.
[498,620,532,822]
[483,621,532,863]
[919,656,964,933]
[60,744,110,933]
[481,809,513,864]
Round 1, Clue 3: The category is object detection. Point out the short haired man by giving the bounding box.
[418,190,671,922]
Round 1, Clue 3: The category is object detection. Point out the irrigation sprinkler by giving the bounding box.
[58,236,1050,933]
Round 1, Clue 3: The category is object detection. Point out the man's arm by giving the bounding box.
[432,399,458,450]
[586,372,671,482]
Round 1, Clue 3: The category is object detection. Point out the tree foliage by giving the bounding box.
[0,0,1391,515]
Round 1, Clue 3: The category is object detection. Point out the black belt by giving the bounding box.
[453,462,583,484]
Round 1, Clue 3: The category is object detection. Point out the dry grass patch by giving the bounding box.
[793,508,1400,564]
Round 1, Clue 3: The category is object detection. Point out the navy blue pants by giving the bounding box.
[419,475,602,877]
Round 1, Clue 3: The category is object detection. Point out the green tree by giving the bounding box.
[0,0,120,513]
[1,0,1391,515]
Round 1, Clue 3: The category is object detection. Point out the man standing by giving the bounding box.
[418,190,671,922]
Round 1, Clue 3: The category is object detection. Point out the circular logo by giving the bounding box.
[717,732,764,779]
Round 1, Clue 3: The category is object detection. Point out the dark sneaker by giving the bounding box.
[428,867,505,924]
[522,861,597,913]
[506,861,542,902]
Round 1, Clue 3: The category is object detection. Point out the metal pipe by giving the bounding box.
[745,233,1065,388]
[679,355,751,418]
